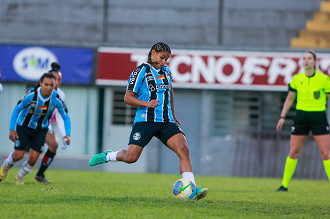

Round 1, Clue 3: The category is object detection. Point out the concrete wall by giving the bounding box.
[0,0,324,49]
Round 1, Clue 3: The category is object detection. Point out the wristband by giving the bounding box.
[280,116,286,119]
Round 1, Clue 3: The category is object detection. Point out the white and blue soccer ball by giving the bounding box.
[172,178,197,199]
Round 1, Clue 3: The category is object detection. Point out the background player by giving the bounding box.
[35,62,69,184]
[0,73,71,185]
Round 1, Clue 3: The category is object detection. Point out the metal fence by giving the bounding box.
[233,129,327,179]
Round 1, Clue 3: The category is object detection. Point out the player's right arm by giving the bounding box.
[9,92,34,142]
[125,64,158,108]
[276,91,296,131]
[124,90,159,108]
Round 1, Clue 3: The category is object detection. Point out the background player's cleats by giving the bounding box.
[35,175,52,184]
[89,150,112,166]
[194,187,208,200]
[16,175,24,185]
[275,185,288,192]
[0,160,9,182]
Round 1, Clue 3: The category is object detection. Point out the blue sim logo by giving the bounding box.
[13,47,58,81]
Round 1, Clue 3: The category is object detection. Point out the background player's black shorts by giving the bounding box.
[292,110,330,135]
[15,125,48,153]
[128,122,185,147]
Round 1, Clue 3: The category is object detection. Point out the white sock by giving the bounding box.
[5,152,14,167]
[17,160,33,177]
[106,151,118,162]
[182,172,195,184]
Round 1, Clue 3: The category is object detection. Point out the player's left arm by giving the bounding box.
[56,97,71,145]
[170,86,181,125]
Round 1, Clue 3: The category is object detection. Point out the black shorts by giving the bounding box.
[128,122,184,147]
[15,125,48,153]
[292,110,330,135]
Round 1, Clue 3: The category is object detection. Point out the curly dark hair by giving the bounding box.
[147,42,171,64]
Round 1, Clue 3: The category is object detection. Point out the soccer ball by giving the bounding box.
[172,178,197,199]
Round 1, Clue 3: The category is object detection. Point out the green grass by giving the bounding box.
[0,168,329,219]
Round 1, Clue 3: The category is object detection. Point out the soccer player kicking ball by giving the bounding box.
[89,42,208,200]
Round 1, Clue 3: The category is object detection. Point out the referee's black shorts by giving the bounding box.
[128,122,184,147]
[15,125,48,153]
[292,110,330,135]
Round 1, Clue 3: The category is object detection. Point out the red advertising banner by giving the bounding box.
[96,47,330,91]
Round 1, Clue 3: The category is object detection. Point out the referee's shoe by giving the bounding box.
[275,185,288,192]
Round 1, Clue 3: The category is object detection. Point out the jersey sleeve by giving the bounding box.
[55,109,66,138]
[289,75,297,92]
[126,65,146,93]
[55,95,71,136]
[9,92,34,130]
[324,75,330,93]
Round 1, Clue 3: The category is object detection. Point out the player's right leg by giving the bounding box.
[276,134,307,191]
[89,145,144,166]
[89,122,150,166]
[0,150,24,183]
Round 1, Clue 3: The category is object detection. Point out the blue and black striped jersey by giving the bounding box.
[9,87,71,136]
[127,63,174,124]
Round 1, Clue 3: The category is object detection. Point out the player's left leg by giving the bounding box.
[313,134,330,181]
[166,133,208,200]
[35,132,58,184]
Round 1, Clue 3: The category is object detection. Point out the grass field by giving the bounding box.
[0,168,329,219]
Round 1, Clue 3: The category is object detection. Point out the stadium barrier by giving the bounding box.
[233,129,327,179]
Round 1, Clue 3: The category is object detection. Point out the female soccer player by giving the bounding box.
[89,42,208,200]
[0,73,71,185]
[276,50,330,191]
[35,62,69,184]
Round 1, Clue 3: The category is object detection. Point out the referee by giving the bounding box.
[276,50,330,191]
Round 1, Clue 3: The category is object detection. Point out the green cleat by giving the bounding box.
[89,150,112,166]
[194,187,208,200]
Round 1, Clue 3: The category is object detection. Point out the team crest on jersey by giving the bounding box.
[141,113,146,119]
[133,132,141,141]
[314,91,320,99]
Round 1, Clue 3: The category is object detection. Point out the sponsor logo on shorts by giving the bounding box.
[291,126,295,133]
[133,132,141,141]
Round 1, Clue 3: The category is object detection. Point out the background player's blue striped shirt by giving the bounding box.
[9,87,71,136]
[127,63,174,124]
